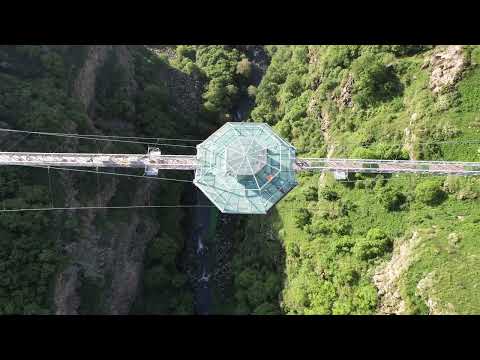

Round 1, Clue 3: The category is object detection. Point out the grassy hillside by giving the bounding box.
[235,45,480,314]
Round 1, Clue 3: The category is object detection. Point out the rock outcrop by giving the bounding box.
[373,231,422,314]
[54,265,81,315]
[337,74,354,108]
[145,46,205,118]
[403,112,419,160]
[72,45,137,117]
[72,46,113,114]
[107,181,160,314]
[166,68,204,118]
[415,271,456,315]
[53,46,162,315]
[424,45,467,94]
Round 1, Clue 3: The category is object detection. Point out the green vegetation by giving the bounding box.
[0,45,202,314]
[228,215,284,315]
[351,52,402,108]
[415,179,446,206]
[2,45,480,315]
[233,45,480,315]
[0,45,89,314]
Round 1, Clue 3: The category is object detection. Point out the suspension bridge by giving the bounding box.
[1,122,480,214]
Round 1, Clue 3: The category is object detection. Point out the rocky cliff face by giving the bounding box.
[72,45,138,118]
[424,45,467,94]
[166,66,204,118]
[373,231,422,314]
[53,45,165,315]
[72,46,112,114]
[145,45,205,118]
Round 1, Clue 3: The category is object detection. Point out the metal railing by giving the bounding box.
[295,158,480,175]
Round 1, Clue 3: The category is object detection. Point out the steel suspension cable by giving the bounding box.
[0,127,204,142]
[0,205,216,213]
[0,128,198,149]
[11,163,194,183]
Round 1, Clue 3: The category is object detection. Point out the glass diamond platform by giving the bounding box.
[193,122,298,214]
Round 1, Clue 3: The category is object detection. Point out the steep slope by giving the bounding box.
[236,45,480,315]
[0,45,272,315]
[0,45,204,314]
[2,45,480,315]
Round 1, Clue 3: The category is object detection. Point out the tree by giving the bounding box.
[331,237,355,255]
[294,208,312,228]
[332,299,354,315]
[351,53,401,108]
[247,281,268,308]
[351,147,380,160]
[304,186,318,202]
[382,45,431,57]
[195,46,241,114]
[307,220,332,236]
[253,303,280,315]
[352,285,378,313]
[320,188,339,201]
[333,220,352,236]
[176,45,196,61]
[415,179,447,206]
[247,85,257,98]
[184,61,199,75]
[374,143,409,160]
[353,228,392,260]
[281,74,304,104]
[305,281,336,315]
[236,58,252,78]
[282,274,309,314]
[144,265,170,290]
[226,84,238,96]
[236,268,257,288]
[377,185,408,211]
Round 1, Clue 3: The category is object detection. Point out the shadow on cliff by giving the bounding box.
[213,205,287,315]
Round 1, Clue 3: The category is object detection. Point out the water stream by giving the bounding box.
[191,46,269,314]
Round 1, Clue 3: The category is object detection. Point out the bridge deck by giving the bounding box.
[0,152,199,170]
[295,158,480,175]
[2,152,480,176]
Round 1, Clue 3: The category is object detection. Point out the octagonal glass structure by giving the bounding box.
[194,122,298,214]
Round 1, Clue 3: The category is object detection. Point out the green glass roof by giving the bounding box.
[194,122,298,214]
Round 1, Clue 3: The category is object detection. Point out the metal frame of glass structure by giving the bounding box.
[193,122,298,214]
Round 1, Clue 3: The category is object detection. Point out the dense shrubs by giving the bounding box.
[353,228,392,260]
[376,185,408,211]
[304,186,318,202]
[415,179,447,206]
[251,45,312,140]
[0,46,202,314]
[195,46,241,115]
[230,215,284,315]
[352,285,378,312]
[381,45,432,57]
[247,85,257,98]
[236,58,252,79]
[320,188,339,201]
[351,53,403,108]
[176,45,196,61]
[0,47,97,313]
[294,208,312,228]
[0,169,62,314]
[234,269,281,313]
[331,237,355,255]
[351,143,409,160]
[245,45,480,315]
